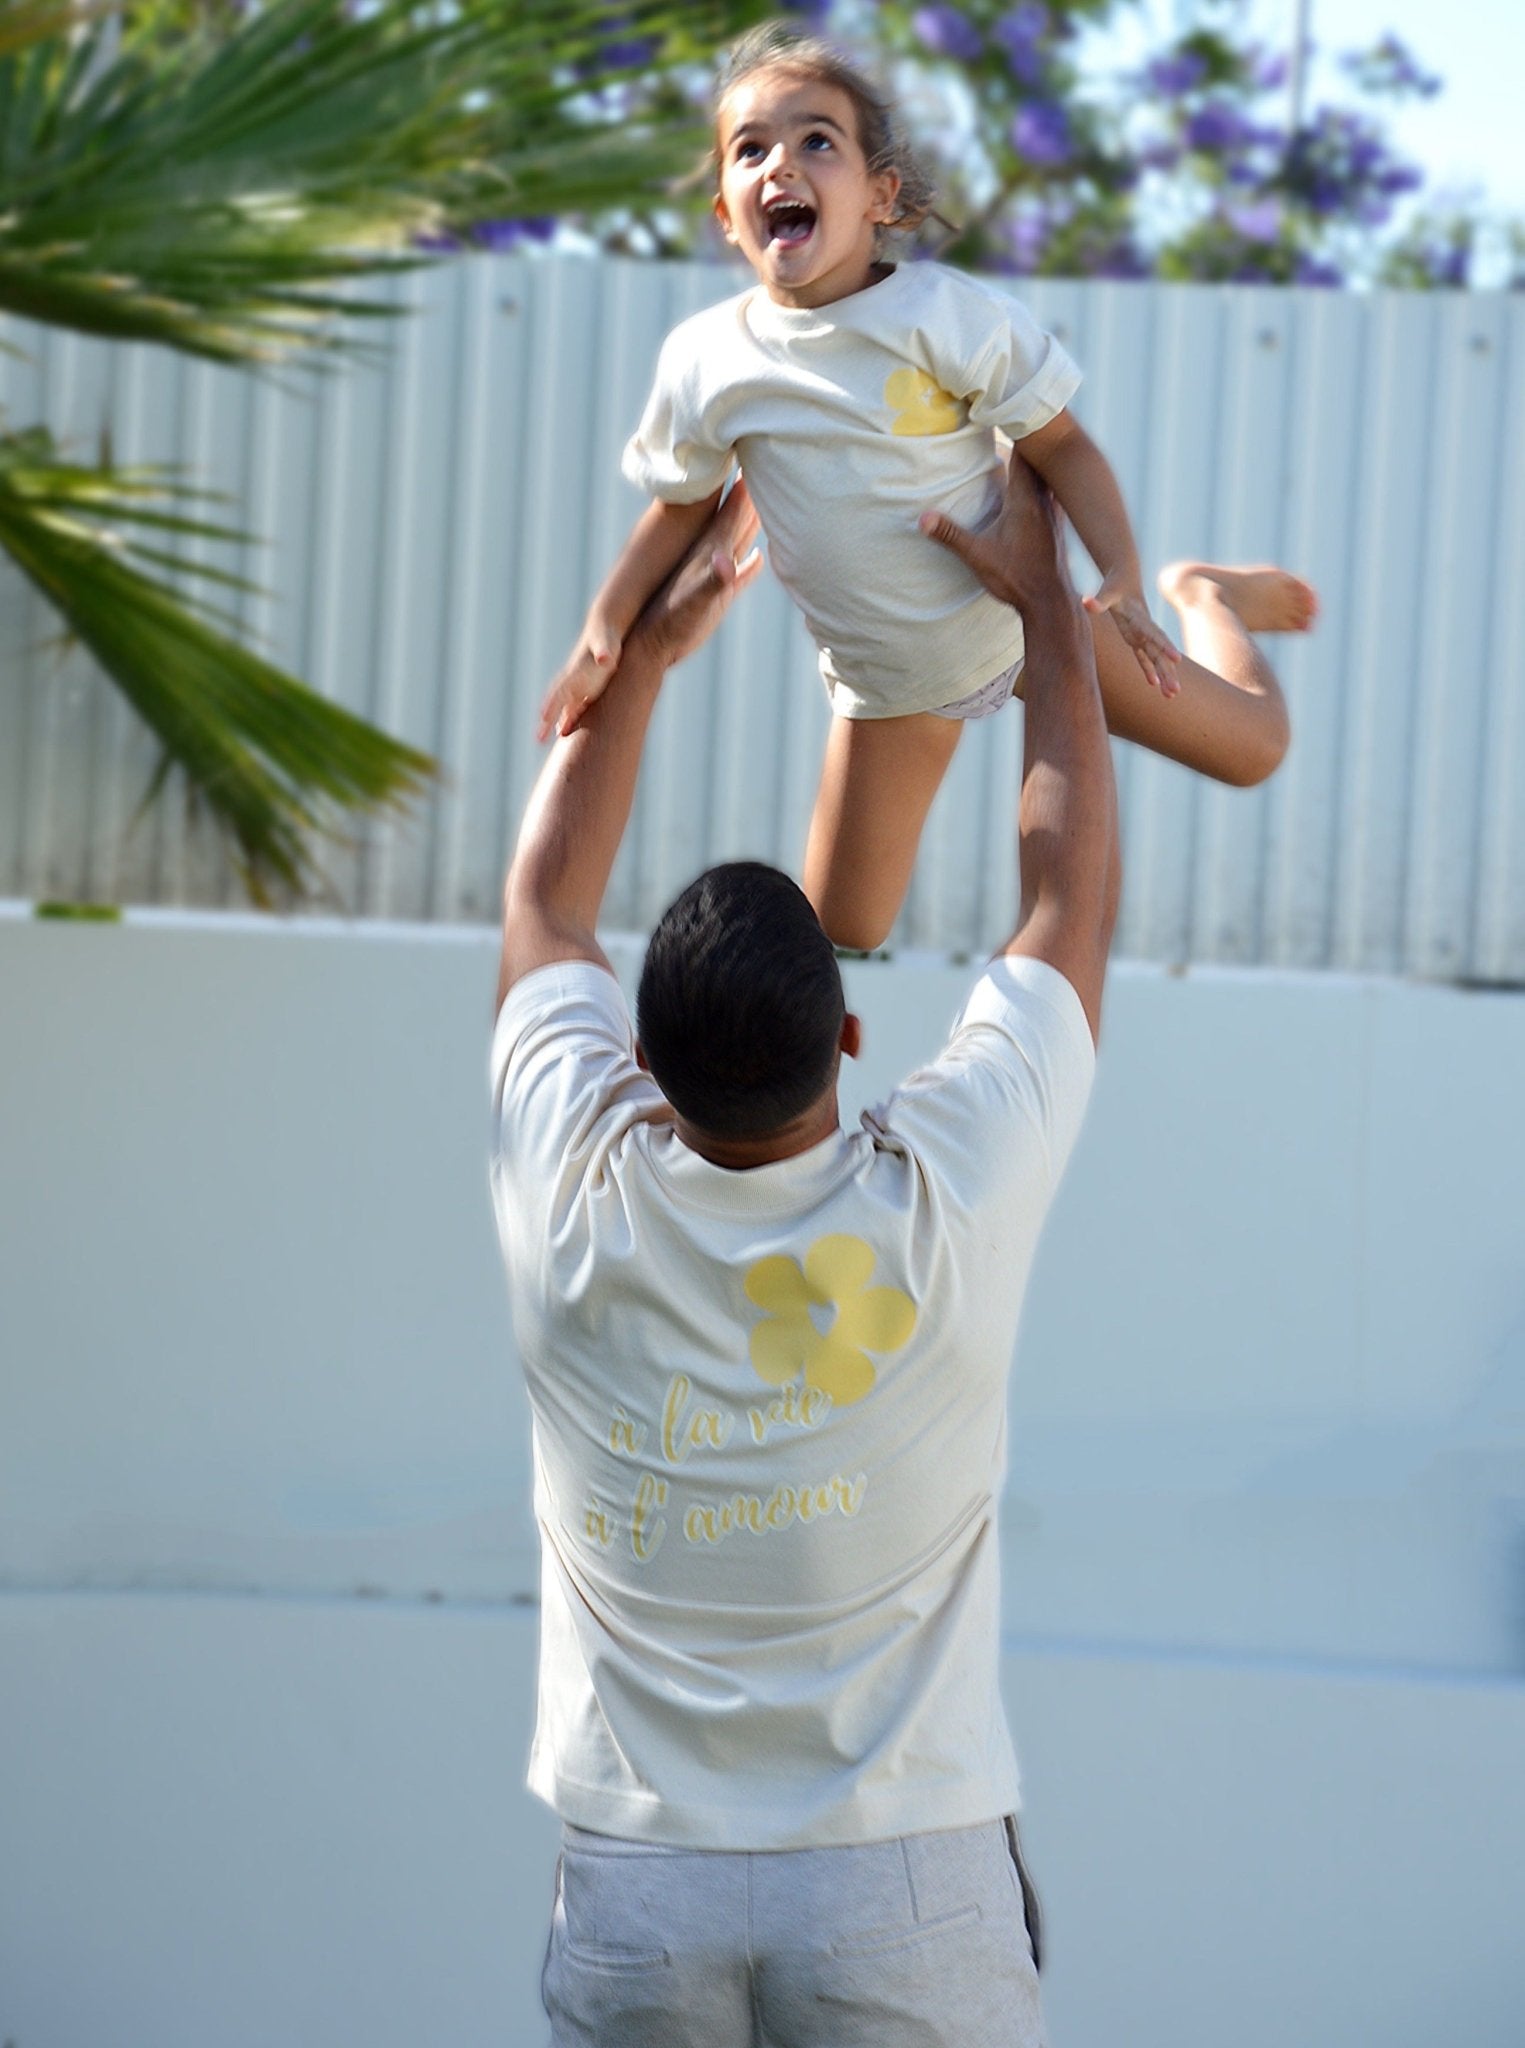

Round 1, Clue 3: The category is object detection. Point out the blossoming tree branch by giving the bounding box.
[541,0,1520,289]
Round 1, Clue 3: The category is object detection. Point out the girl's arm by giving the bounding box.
[1018,410,1181,696]
[537,490,724,741]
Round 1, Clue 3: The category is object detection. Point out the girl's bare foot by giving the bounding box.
[1157,561,1318,634]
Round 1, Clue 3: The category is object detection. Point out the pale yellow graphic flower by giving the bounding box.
[884,366,964,436]
[743,1235,915,1407]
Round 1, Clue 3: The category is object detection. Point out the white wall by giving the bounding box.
[3,905,1523,2045]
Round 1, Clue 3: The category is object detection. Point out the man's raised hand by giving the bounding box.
[628,479,763,675]
[919,455,1078,622]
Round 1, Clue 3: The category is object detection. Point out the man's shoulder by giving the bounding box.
[495,954,627,1038]
[491,958,671,1205]
[491,958,635,1105]
[955,955,1094,1047]
[870,956,1095,1175]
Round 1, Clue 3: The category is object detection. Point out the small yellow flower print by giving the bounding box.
[743,1235,916,1408]
[884,366,965,436]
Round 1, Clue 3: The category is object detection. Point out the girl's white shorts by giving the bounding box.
[931,659,1023,722]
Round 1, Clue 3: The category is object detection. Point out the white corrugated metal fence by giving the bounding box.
[2,257,1522,978]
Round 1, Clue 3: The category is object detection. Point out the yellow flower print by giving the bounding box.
[884,366,965,436]
[743,1235,915,1408]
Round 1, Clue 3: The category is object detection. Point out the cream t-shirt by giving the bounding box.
[490,954,1095,1849]
[623,262,1081,718]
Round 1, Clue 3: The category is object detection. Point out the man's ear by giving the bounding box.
[713,193,739,244]
[635,1042,651,1073]
[840,1012,862,1061]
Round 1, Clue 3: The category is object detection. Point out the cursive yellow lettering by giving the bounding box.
[661,1374,691,1462]
[630,1472,668,1563]
[766,1483,798,1528]
[661,1372,733,1465]
[609,1407,647,1458]
[748,1382,833,1444]
[678,1472,868,1547]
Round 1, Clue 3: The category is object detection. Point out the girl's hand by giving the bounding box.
[1084,580,1181,697]
[536,626,622,743]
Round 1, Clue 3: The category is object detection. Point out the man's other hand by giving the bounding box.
[918,456,1079,624]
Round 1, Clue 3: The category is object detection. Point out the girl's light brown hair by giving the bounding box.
[713,22,940,240]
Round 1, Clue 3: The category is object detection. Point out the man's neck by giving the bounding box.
[674,1091,842,1170]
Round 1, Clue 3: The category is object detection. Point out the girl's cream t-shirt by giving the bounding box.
[490,954,1094,1849]
[623,261,1081,717]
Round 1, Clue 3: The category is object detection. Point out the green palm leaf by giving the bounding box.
[0,0,753,362]
[0,0,762,904]
[0,428,434,902]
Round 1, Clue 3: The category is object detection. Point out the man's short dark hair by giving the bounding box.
[637,862,845,1141]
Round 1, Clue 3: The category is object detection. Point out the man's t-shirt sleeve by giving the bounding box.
[869,955,1096,1220]
[489,961,666,1279]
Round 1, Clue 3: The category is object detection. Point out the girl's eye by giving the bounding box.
[804,131,833,151]
[736,141,764,162]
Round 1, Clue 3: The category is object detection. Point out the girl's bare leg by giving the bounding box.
[1080,562,1317,787]
[804,711,963,950]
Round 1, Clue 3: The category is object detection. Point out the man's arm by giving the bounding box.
[920,458,1120,1042]
[498,483,762,1011]
[536,491,724,743]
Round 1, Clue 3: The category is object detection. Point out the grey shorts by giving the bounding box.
[542,1814,1049,2047]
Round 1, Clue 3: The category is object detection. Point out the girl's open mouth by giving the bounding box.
[764,200,817,249]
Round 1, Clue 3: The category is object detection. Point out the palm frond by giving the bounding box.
[0,428,435,901]
[0,0,762,362]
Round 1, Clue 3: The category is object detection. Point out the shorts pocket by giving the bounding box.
[561,1939,670,1973]
[830,1902,982,1960]
[557,1844,673,1973]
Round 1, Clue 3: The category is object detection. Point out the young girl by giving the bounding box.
[538,23,1317,949]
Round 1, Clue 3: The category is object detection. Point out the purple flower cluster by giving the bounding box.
[1003,207,1052,272]
[1010,99,1072,166]
[577,12,659,78]
[995,196,1147,282]
[912,4,983,64]
[1183,100,1266,155]
[1424,241,1468,287]
[473,217,556,252]
[1146,49,1206,97]
[992,4,1049,86]
[1285,105,1421,220]
[1341,33,1442,101]
[1225,197,1283,245]
[1087,237,1150,281]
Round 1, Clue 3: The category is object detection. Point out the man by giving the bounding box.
[491,458,1119,2047]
